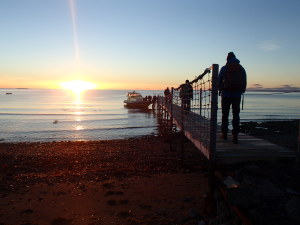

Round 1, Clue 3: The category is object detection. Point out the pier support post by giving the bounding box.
[209,64,219,191]
[180,102,185,166]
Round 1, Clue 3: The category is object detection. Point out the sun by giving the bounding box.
[60,80,96,95]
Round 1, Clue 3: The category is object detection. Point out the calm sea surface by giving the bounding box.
[0,89,299,142]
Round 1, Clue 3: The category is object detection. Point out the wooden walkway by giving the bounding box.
[158,99,297,164]
[215,129,297,163]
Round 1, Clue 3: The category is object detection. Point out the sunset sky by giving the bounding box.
[1,0,300,90]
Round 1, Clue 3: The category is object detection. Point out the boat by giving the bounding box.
[123,91,152,108]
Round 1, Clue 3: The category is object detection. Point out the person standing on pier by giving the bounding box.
[219,52,247,144]
[180,80,193,111]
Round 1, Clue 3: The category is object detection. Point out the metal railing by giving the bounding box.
[157,64,219,160]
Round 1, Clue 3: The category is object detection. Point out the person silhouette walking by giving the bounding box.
[219,52,247,143]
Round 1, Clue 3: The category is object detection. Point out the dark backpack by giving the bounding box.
[223,63,244,91]
[180,83,193,99]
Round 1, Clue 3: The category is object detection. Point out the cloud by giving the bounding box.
[273,85,300,92]
[258,40,280,51]
[248,84,300,92]
[279,85,298,90]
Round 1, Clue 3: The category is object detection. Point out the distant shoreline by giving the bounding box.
[0,87,300,92]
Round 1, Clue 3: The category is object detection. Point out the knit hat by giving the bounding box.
[227,52,236,61]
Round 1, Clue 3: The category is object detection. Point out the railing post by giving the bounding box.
[200,88,202,117]
[170,88,174,151]
[209,64,219,190]
[171,88,174,123]
[298,119,300,153]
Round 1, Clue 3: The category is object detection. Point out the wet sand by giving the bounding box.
[0,136,208,225]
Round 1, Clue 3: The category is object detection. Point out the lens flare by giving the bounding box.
[69,0,80,64]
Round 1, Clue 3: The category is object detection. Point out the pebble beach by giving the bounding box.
[0,120,299,225]
[0,136,209,225]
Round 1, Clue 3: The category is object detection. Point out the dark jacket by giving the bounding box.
[219,58,247,98]
[180,83,193,99]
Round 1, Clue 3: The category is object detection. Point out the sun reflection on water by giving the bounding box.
[73,94,84,115]
[74,125,84,131]
[72,95,84,131]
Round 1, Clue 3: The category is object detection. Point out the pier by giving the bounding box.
[154,65,299,225]
[155,64,297,164]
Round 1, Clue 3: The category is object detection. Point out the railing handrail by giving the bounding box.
[173,68,211,90]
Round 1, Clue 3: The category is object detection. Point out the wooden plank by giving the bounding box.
[216,150,296,155]
[216,145,288,150]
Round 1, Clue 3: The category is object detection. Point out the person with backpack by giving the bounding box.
[219,52,247,143]
[180,80,193,111]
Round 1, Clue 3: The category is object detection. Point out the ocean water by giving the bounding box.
[237,92,300,121]
[0,89,161,142]
[0,89,299,142]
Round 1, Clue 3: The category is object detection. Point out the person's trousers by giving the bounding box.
[221,97,241,135]
[182,99,191,111]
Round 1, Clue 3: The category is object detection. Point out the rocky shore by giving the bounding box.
[240,119,299,151]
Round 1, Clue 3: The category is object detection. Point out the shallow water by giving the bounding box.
[0,89,161,142]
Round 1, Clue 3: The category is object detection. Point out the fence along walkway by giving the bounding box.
[157,64,297,164]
